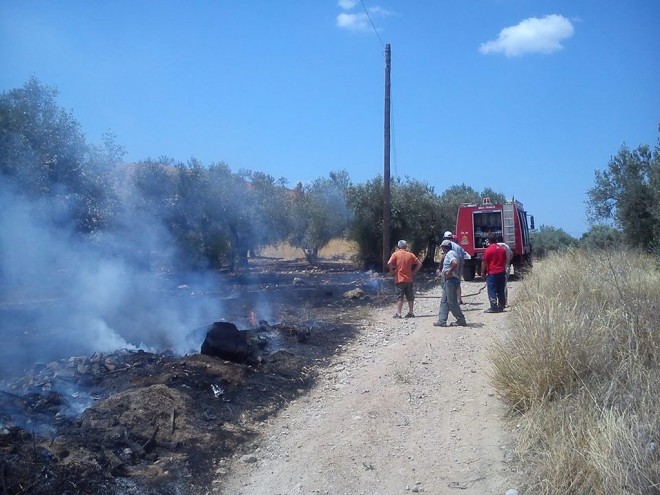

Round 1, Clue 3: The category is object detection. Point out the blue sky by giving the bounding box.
[1,1,658,237]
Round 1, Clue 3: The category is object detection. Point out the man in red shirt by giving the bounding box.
[480,233,507,313]
[387,240,422,318]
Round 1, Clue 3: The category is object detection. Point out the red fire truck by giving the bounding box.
[455,198,534,281]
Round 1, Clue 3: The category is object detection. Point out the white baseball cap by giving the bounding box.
[443,231,453,239]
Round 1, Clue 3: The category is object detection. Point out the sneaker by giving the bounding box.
[404,313,415,318]
[484,308,502,314]
[393,313,402,319]
[451,321,468,327]
[433,322,447,327]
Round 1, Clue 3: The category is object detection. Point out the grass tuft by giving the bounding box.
[490,248,660,494]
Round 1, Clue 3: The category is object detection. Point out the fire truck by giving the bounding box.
[455,198,534,281]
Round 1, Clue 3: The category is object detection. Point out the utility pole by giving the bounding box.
[382,43,391,272]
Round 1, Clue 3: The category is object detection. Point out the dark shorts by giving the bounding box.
[395,282,414,301]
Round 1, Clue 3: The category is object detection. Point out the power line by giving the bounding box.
[359,0,385,49]
[359,1,396,177]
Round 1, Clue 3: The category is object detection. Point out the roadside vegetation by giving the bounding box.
[3,79,658,271]
[0,78,507,271]
[490,250,659,494]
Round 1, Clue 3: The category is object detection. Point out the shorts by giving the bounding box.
[395,282,414,302]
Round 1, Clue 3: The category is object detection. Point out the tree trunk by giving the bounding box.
[422,237,438,269]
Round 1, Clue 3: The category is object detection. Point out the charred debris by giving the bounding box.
[0,315,363,495]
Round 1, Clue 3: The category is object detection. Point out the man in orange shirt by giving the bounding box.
[387,240,422,318]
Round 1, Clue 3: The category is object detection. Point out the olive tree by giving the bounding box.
[530,225,578,258]
[242,170,292,255]
[579,224,623,251]
[587,129,660,251]
[347,176,441,269]
[436,184,481,235]
[346,177,509,269]
[202,165,291,269]
[0,78,119,233]
[128,158,180,219]
[288,171,352,263]
[346,176,386,269]
[390,177,442,267]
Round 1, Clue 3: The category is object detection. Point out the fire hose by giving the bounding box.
[415,283,487,298]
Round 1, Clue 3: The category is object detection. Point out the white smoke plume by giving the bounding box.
[0,181,225,380]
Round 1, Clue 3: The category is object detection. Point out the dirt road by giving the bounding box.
[215,278,523,495]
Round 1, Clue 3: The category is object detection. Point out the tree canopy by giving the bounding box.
[587,128,660,251]
[0,78,122,232]
[530,225,578,258]
[0,78,531,271]
[289,171,352,263]
[579,224,623,250]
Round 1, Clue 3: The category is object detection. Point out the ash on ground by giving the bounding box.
[0,321,356,494]
[0,260,418,494]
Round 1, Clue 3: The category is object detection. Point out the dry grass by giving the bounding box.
[490,248,660,494]
[259,238,358,262]
[392,368,412,385]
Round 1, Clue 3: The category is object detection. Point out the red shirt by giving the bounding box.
[482,244,507,275]
[387,250,420,284]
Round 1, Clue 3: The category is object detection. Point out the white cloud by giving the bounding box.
[336,4,392,32]
[479,14,574,57]
[338,0,357,10]
[337,12,369,31]
[368,6,392,17]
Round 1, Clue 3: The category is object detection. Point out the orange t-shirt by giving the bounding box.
[387,250,420,284]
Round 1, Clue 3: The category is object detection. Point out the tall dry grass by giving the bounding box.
[490,249,660,494]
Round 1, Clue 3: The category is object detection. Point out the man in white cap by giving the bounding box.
[441,231,466,304]
[434,240,467,327]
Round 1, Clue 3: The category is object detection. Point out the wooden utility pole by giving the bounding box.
[382,43,391,272]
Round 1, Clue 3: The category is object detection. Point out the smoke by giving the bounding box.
[0,181,225,380]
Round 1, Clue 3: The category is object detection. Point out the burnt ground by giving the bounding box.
[0,258,439,494]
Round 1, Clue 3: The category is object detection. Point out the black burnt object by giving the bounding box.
[200,322,250,363]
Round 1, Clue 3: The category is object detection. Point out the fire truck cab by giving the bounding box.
[455,198,534,281]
